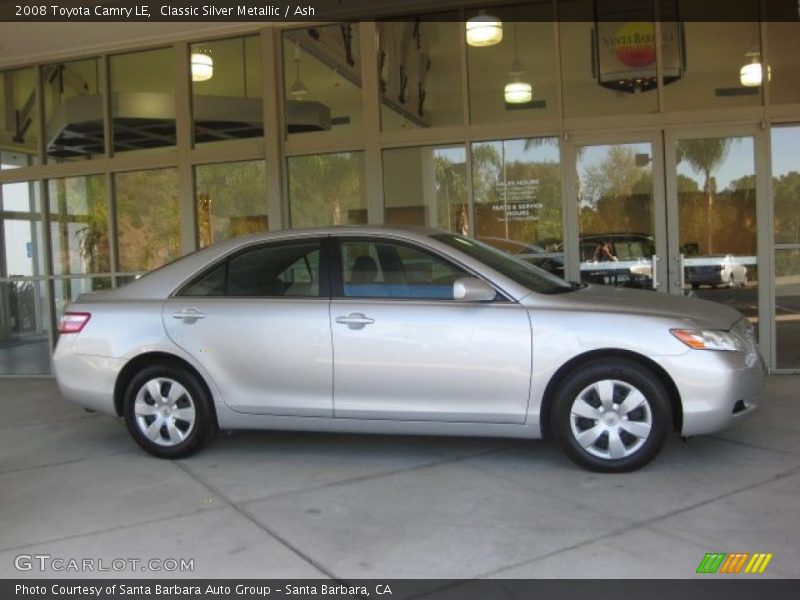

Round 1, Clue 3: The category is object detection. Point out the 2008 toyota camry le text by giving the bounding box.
[53,227,765,472]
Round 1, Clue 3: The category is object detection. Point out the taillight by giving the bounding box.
[58,312,91,334]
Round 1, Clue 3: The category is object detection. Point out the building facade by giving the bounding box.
[1,2,800,375]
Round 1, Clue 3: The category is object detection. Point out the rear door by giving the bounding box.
[163,237,333,417]
[329,236,532,423]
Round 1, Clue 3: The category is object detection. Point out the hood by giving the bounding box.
[529,284,743,330]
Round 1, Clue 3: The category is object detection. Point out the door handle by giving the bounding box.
[335,313,375,328]
[172,309,206,320]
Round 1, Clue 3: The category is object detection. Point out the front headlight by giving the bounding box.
[671,329,745,352]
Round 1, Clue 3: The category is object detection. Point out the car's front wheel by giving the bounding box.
[123,364,217,459]
[551,358,671,472]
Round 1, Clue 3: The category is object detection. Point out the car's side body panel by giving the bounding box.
[162,297,334,417]
[330,298,532,423]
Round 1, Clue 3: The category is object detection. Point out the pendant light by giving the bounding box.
[739,24,770,88]
[191,51,213,82]
[466,11,503,47]
[504,23,532,104]
[739,51,770,87]
[289,42,308,98]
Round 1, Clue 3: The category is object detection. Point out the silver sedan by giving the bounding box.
[53,227,765,472]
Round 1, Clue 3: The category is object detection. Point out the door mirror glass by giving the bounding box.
[453,277,496,302]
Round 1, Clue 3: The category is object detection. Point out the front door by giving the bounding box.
[329,236,532,423]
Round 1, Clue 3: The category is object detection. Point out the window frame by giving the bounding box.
[175,236,331,299]
[329,235,509,303]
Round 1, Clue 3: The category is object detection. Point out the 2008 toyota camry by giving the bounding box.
[53,227,765,472]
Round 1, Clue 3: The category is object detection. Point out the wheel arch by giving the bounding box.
[538,348,682,438]
[114,352,216,422]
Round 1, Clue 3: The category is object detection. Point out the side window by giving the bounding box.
[229,242,321,297]
[181,263,226,297]
[340,240,467,300]
[179,240,322,297]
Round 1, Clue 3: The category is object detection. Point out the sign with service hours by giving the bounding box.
[492,178,542,222]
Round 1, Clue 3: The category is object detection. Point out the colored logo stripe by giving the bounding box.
[697,553,726,574]
[719,553,749,573]
[697,552,773,574]
[745,553,773,574]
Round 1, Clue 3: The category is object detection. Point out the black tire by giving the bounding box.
[691,283,700,290]
[550,358,671,473]
[123,363,217,459]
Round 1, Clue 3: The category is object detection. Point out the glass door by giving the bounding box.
[0,182,52,375]
[771,125,800,370]
[572,135,666,291]
[665,131,760,328]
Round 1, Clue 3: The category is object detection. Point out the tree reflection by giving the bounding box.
[288,153,365,228]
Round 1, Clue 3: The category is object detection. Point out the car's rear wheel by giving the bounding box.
[551,358,671,472]
[123,364,217,459]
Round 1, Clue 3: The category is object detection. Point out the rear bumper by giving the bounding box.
[657,348,765,436]
[53,342,123,416]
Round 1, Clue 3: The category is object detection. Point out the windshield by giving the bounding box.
[432,234,575,295]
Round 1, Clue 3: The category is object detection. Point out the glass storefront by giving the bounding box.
[380,17,464,130]
[282,24,362,136]
[473,138,563,276]
[110,47,176,154]
[0,15,798,372]
[114,168,180,272]
[576,142,655,288]
[191,36,263,146]
[0,182,50,375]
[0,68,39,169]
[674,136,758,324]
[383,145,466,231]
[195,160,268,248]
[772,126,800,369]
[43,57,104,163]
[466,5,557,124]
[288,152,366,228]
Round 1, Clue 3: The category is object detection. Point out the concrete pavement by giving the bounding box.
[0,376,798,579]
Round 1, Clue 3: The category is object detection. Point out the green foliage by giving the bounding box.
[115,169,180,271]
[196,161,267,246]
[773,170,800,244]
[579,145,652,236]
[288,153,365,228]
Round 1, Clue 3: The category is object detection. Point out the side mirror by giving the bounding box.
[453,277,497,302]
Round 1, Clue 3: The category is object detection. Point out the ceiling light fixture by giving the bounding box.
[289,42,309,98]
[191,52,213,82]
[466,11,503,47]
[739,52,770,87]
[504,23,532,104]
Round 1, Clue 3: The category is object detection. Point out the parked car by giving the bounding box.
[685,255,748,289]
[478,237,565,277]
[53,227,764,472]
[578,233,656,288]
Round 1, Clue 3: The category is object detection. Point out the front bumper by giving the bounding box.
[657,346,765,437]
